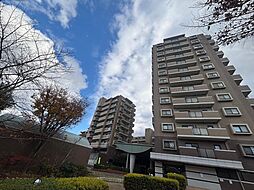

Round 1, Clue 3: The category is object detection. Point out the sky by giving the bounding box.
[2,0,254,136]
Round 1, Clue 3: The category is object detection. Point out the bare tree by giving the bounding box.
[0,3,69,112]
[188,0,254,45]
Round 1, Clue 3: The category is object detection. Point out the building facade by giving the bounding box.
[132,128,155,145]
[86,95,135,157]
[151,34,254,190]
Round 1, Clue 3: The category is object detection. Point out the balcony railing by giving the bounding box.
[94,128,103,134]
[221,57,229,66]
[168,66,200,77]
[239,85,251,97]
[92,135,101,140]
[216,51,224,58]
[226,65,236,75]
[164,41,189,50]
[169,74,204,87]
[176,127,229,140]
[172,96,214,108]
[174,111,221,123]
[167,59,196,70]
[232,74,243,85]
[164,46,191,56]
[179,147,239,161]
[171,84,209,97]
[166,52,194,62]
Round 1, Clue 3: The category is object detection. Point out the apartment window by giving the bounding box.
[157,57,165,62]
[183,86,194,91]
[180,76,191,80]
[159,78,168,84]
[161,109,173,117]
[231,124,252,134]
[223,107,241,116]
[193,44,203,50]
[157,46,164,51]
[196,50,206,56]
[158,70,167,76]
[211,81,226,89]
[185,143,199,148]
[178,67,188,72]
[199,56,210,62]
[160,97,171,104]
[189,111,202,118]
[161,123,174,132]
[241,145,254,156]
[158,63,166,69]
[202,63,214,70]
[214,145,222,150]
[159,87,169,93]
[163,140,176,150]
[206,71,220,79]
[193,128,208,135]
[157,51,164,56]
[186,97,198,103]
[216,93,233,102]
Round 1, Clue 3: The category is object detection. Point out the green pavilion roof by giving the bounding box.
[114,142,153,154]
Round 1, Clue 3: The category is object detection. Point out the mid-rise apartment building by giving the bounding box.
[132,128,154,145]
[151,34,254,190]
[86,95,135,155]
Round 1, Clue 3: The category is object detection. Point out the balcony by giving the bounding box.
[92,135,101,140]
[171,84,209,97]
[226,65,236,75]
[176,127,230,141]
[232,74,243,85]
[165,52,194,62]
[99,143,109,148]
[179,147,240,161]
[174,111,221,123]
[169,74,204,87]
[96,122,104,127]
[101,134,111,139]
[103,127,112,132]
[167,59,196,69]
[208,39,215,45]
[94,128,103,134]
[91,142,100,148]
[239,85,251,97]
[164,36,186,44]
[168,66,200,77]
[98,116,107,122]
[221,57,229,66]
[247,98,254,108]
[172,96,214,108]
[213,45,219,51]
[216,51,224,58]
[164,46,191,56]
[164,41,189,50]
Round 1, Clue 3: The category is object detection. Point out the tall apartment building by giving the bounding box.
[86,95,135,155]
[151,34,254,190]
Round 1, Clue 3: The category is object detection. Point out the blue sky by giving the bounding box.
[3,0,254,136]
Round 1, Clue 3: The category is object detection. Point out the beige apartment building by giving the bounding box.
[151,34,254,190]
[131,128,155,145]
[86,95,135,161]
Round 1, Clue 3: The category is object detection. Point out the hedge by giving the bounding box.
[0,177,109,190]
[124,173,179,190]
[167,173,187,190]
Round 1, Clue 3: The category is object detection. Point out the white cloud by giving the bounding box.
[97,0,254,136]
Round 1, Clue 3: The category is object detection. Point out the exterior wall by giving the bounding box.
[151,34,254,190]
[0,129,92,172]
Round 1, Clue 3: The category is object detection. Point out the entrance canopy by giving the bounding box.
[114,142,153,154]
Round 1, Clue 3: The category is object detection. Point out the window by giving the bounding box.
[180,76,191,80]
[196,50,206,56]
[189,111,202,118]
[193,44,203,50]
[157,52,164,56]
[211,81,226,89]
[199,56,210,62]
[202,63,214,70]
[185,143,199,148]
[157,57,165,62]
[214,145,222,150]
[178,68,188,72]
[157,46,164,51]
[216,93,233,102]
[191,39,200,44]
[231,124,251,134]
[158,63,166,68]
[159,78,168,84]
[158,70,167,76]
[193,128,208,135]
[183,86,194,91]
[206,72,220,79]
[163,140,176,150]
[161,109,173,117]
[159,87,169,93]
[161,123,174,132]
[223,107,241,116]
[160,97,171,104]
[189,35,197,40]
[241,145,254,156]
[186,97,198,103]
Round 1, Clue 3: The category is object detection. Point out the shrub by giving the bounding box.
[167,173,187,190]
[124,173,179,190]
[0,177,109,190]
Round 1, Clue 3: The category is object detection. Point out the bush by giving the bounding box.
[124,173,179,190]
[0,177,109,190]
[167,173,187,190]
